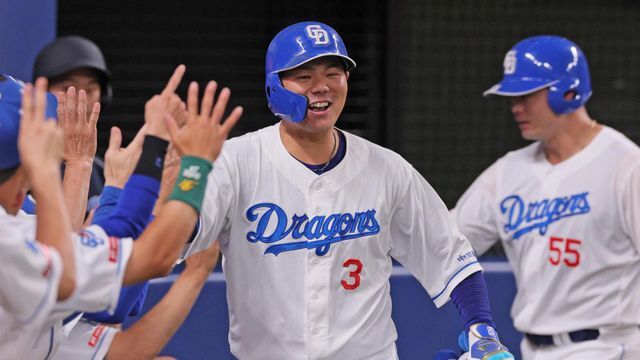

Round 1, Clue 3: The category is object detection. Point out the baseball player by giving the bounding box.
[453,35,640,359]
[183,21,512,360]
[0,67,241,358]
[0,75,75,352]
[54,240,221,360]
[32,36,113,215]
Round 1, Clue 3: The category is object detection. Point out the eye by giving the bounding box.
[296,75,311,81]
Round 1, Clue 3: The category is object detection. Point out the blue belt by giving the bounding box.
[525,329,599,347]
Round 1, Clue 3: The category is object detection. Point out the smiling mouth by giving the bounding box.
[308,101,331,112]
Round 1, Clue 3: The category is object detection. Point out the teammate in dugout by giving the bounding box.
[32,36,113,216]
[0,67,242,358]
[182,21,512,360]
[453,35,640,359]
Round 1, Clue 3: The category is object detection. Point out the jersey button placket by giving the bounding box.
[307,183,331,359]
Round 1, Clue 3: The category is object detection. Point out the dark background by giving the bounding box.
[57,0,640,209]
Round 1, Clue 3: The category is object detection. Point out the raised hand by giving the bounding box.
[104,125,147,188]
[18,78,64,180]
[165,80,243,162]
[144,65,187,141]
[57,86,99,165]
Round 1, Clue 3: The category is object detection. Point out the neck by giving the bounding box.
[279,122,337,165]
[542,109,601,164]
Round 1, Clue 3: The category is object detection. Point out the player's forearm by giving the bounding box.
[123,155,212,285]
[108,265,207,360]
[31,167,76,300]
[123,200,198,284]
[62,160,92,230]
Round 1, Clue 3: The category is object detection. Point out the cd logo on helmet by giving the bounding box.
[503,50,517,75]
[305,25,330,45]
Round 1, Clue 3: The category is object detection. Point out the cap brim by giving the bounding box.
[275,54,356,73]
[483,78,559,97]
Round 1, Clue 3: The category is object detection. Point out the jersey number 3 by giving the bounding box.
[549,236,582,267]
[342,259,363,290]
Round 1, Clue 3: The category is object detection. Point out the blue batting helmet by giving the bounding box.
[265,21,356,123]
[483,35,592,115]
[0,75,58,170]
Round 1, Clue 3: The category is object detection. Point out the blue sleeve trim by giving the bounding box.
[431,261,480,301]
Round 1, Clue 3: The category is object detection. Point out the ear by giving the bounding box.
[563,90,577,101]
[345,71,350,80]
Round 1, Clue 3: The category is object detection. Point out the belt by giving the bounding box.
[525,329,600,347]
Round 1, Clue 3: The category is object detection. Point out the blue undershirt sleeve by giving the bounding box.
[85,177,159,323]
[92,174,159,238]
[450,271,497,330]
[91,186,122,225]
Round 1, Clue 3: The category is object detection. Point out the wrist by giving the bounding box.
[29,167,63,195]
[134,135,169,180]
[64,158,94,169]
[104,179,126,189]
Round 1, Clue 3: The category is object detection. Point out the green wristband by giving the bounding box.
[168,156,213,213]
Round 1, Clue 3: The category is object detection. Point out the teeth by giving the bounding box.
[309,101,329,109]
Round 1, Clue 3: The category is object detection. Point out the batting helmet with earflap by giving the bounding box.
[265,21,356,123]
[483,35,592,115]
[33,36,113,103]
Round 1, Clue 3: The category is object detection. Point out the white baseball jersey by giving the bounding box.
[185,122,482,360]
[454,126,640,335]
[53,318,118,360]
[0,208,133,359]
[0,207,64,359]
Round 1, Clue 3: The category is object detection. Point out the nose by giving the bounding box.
[309,76,329,95]
[510,97,524,114]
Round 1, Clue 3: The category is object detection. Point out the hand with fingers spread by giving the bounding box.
[165,80,243,162]
[104,125,147,188]
[57,86,100,165]
[144,65,187,141]
[18,78,64,182]
[57,86,101,229]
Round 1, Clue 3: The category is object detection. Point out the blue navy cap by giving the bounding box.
[0,75,58,170]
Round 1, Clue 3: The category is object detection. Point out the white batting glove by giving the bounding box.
[459,323,514,360]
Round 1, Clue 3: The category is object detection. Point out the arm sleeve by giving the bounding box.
[85,185,150,323]
[0,231,63,325]
[389,167,483,308]
[91,186,123,225]
[450,271,496,330]
[92,174,159,239]
[451,161,502,255]
[82,282,148,324]
[55,319,118,360]
[55,225,134,314]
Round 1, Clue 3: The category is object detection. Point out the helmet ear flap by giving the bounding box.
[547,77,591,115]
[265,73,308,123]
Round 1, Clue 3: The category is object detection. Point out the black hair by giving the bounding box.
[0,165,19,185]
